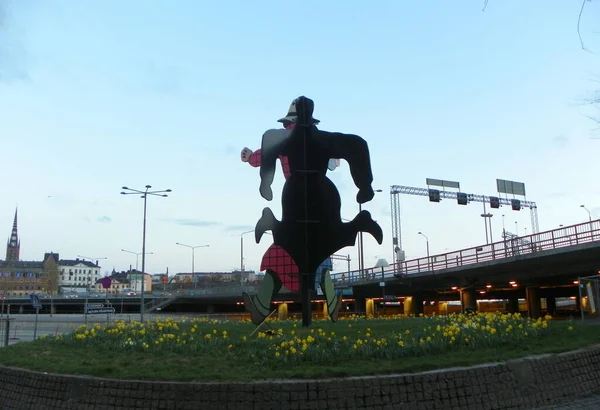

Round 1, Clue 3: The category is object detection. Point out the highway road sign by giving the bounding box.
[29,294,42,310]
[85,307,115,315]
[85,303,104,309]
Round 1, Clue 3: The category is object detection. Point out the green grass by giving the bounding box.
[0,313,597,382]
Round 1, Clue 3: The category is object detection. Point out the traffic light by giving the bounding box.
[511,199,521,211]
[490,196,500,209]
[457,192,468,205]
[428,189,440,203]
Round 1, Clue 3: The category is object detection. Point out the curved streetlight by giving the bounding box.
[417,232,431,271]
[121,249,154,293]
[581,205,594,240]
[240,230,272,273]
[240,231,254,272]
[121,249,154,271]
[580,205,592,223]
[121,185,171,322]
[175,243,209,290]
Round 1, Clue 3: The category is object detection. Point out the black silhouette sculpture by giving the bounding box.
[255,96,383,327]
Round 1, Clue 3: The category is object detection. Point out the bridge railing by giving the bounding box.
[330,220,600,286]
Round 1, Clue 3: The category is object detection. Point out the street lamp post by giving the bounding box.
[240,231,254,272]
[77,255,107,292]
[480,212,494,244]
[121,249,154,271]
[121,249,154,293]
[581,205,594,240]
[121,185,171,322]
[175,243,209,290]
[580,205,592,223]
[417,232,430,271]
[359,189,383,278]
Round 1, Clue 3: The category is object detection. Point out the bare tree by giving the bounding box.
[484,1,598,128]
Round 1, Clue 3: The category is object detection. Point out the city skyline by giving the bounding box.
[1,1,598,275]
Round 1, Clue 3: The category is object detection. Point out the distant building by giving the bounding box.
[0,211,60,296]
[152,273,168,289]
[0,253,59,297]
[58,258,102,293]
[94,269,152,294]
[172,270,256,286]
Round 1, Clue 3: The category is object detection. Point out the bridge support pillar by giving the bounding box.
[353,287,367,315]
[278,303,289,320]
[461,288,477,313]
[366,299,375,317]
[404,294,424,316]
[546,297,556,316]
[526,287,542,319]
[403,297,412,316]
[507,295,519,314]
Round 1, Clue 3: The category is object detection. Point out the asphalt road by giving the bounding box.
[0,313,197,346]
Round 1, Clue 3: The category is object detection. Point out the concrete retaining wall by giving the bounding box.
[1,345,599,409]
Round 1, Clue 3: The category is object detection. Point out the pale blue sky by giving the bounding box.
[0,0,598,275]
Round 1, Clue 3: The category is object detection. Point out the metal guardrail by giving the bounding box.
[144,295,180,313]
[0,285,267,303]
[330,220,600,286]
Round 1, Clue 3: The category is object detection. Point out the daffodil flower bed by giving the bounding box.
[0,313,596,382]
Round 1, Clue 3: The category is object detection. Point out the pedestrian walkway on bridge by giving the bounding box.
[331,219,600,285]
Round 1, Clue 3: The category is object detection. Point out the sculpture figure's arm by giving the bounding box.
[320,131,375,203]
[248,149,262,167]
[241,147,262,167]
[259,129,289,201]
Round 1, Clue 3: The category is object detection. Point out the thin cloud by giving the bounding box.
[551,134,569,148]
[97,216,112,223]
[0,1,29,84]
[224,224,255,232]
[163,218,221,227]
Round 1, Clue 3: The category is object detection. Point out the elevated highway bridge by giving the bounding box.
[3,221,598,320]
[330,220,600,317]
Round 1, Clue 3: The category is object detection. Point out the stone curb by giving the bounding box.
[1,344,599,409]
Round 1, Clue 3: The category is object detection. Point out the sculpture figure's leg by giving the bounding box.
[243,269,282,325]
[336,210,384,249]
[255,207,279,243]
[321,269,343,322]
[354,210,384,244]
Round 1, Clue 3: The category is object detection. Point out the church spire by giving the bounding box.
[6,208,20,261]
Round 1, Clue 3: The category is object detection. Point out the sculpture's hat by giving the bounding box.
[278,97,320,125]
